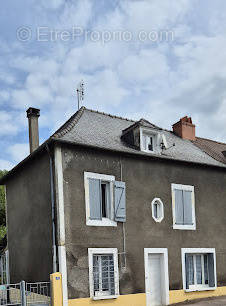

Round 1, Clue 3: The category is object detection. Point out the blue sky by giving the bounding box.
[1,0,226,170]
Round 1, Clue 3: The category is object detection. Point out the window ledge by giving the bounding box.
[87,218,117,227]
[173,224,196,230]
[93,295,119,300]
[185,286,216,293]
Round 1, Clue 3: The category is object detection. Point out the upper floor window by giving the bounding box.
[141,130,157,153]
[151,198,164,222]
[182,248,216,292]
[171,184,196,230]
[84,172,126,226]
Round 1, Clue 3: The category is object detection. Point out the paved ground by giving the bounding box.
[177,296,226,305]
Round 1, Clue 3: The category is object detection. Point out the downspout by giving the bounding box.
[46,144,57,273]
[119,155,127,270]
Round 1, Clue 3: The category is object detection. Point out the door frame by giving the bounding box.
[144,248,169,305]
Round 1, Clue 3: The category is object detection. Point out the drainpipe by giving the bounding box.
[46,143,57,273]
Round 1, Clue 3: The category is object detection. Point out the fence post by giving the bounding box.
[20,280,27,306]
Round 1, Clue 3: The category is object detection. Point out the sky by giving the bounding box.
[1,0,226,170]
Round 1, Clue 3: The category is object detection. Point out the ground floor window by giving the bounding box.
[88,248,119,300]
[182,248,216,292]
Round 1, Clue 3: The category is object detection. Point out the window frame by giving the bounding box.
[181,248,217,292]
[151,198,164,223]
[88,248,119,300]
[84,172,117,227]
[171,183,196,230]
[140,128,160,153]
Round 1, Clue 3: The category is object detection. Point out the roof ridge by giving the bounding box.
[52,106,86,138]
[84,107,135,123]
[197,136,226,146]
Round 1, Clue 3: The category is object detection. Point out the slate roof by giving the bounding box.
[193,137,226,165]
[1,106,226,185]
[52,107,226,168]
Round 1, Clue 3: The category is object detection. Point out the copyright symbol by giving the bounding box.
[17,27,32,42]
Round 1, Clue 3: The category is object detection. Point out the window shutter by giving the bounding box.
[183,190,193,225]
[175,189,183,225]
[208,253,216,287]
[114,181,126,222]
[185,254,190,290]
[89,178,101,220]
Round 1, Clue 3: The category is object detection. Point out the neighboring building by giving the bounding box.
[1,107,226,305]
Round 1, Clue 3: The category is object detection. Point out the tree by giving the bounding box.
[0,170,7,240]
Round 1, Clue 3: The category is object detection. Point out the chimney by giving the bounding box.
[26,107,40,153]
[172,116,196,141]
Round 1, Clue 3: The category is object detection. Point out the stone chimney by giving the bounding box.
[172,116,196,141]
[26,107,40,153]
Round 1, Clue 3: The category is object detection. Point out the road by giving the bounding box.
[177,296,226,305]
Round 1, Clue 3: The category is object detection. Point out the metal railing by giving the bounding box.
[26,282,51,305]
[0,283,21,305]
[0,281,51,306]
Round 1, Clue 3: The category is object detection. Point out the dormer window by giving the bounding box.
[121,119,166,154]
[140,128,159,153]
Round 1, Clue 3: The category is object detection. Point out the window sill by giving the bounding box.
[185,286,216,292]
[87,218,117,227]
[93,295,119,300]
[173,224,196,230]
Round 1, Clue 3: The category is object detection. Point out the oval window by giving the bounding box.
[151,198,164,222]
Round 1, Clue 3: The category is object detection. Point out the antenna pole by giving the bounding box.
[77,88,80,110]
[76,80,84,110]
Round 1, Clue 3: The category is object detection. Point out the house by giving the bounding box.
[1,106,226,306]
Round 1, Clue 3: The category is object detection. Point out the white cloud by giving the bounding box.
[7,143,29,164]
[0,91,10,102]
[0,159,14,171]
[0,112,19,136]
[119,49,169,84]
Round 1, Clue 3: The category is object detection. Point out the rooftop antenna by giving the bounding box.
[76,80,84,110]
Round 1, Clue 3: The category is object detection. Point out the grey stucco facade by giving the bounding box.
[6,151,53,283]
[60,144,226,298]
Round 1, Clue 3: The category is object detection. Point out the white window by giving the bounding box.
[88,248,119,300]
[140,128,166,154]
[171,184,196,230]
[182,248,216,292]
[141,130,157,153]
[151,198,164,222]
[84,172,126,226]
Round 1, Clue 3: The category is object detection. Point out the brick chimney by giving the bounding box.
[26,107,40,153]
[172,116,196,141]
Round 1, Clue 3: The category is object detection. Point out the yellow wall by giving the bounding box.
[68,294,145,306]
[169,287,226,304]
[68,287,226,306]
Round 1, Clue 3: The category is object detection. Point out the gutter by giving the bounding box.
[46,143,57,273]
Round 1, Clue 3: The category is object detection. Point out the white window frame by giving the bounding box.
[88,248,119,300]
[171,183,196,230]
[84,172,117,227]
[140,128,161,154]
[181,248,217,292]
[151,198,164,223]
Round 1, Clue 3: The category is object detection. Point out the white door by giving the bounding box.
[148,254,162,305]
[145,248,169,306]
